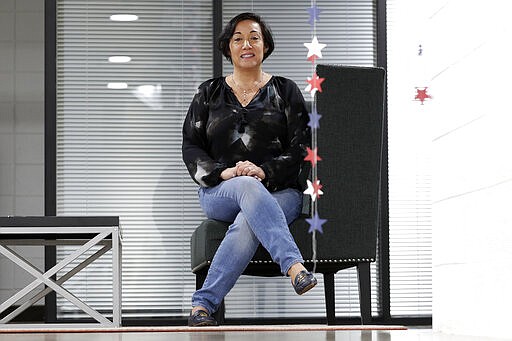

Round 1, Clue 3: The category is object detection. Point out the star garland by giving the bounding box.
[303,1,327,272]
[414,44,432,104]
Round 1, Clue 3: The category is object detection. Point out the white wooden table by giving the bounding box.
[0,216,122,328]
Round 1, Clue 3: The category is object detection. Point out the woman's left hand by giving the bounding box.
[235,161,266,181]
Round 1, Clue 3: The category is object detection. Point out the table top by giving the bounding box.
[0,216,120,240]
[0,216,119,227]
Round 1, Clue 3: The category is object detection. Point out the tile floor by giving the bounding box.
[0,328,509,341]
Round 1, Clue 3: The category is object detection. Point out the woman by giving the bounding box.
[182,12,316,327]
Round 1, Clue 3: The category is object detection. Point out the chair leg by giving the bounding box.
[323,272,336,325]
[213,300,225,325]
[195,271,206,290]
[356,262,372,324]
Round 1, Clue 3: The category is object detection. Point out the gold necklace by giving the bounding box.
[231,72,265,105]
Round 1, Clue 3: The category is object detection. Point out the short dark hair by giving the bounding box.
[217,12,275,64]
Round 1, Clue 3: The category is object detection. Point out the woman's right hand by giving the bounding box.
[220,162,265,181]
[235,161,265,181]
[220,167,238,180]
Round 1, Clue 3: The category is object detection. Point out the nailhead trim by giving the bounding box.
[205,258,375,265]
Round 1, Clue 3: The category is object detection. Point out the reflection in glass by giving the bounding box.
[107,82,128,89]
[133,84,163,110]
[109,14,138,21]
[108,56,132,63]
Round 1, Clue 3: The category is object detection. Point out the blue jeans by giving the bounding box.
[192,176,305,314]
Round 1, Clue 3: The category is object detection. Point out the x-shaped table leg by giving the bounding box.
[0,231,113,326]
[0,243,112,324]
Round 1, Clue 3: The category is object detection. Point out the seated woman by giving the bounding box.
[182,12,317,327]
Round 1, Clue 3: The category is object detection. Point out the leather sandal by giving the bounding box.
[187,309,218,327]
[292,270,318,295]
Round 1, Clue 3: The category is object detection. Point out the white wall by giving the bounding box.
[0,0,45,306]
[427,1,512,339]
[388,0,512,338]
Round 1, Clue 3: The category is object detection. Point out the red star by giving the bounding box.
[306,72,325,94]
[304,147,322,167]
[307,55,319,63]
[415,87,432,104]
[312,179,323,199]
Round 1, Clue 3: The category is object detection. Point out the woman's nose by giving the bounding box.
[242,40,251,48]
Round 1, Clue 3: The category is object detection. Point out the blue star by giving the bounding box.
[306,212,327,234]
[308,109,322,129]
[307,5,322,26]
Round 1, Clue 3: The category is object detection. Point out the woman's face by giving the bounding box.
[229,19,268,70]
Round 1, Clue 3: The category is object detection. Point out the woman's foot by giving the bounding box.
[292,270,318,295]
[187,307,218,327]
[288,263,317,295]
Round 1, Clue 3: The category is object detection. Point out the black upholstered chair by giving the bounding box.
[190,64,386,325]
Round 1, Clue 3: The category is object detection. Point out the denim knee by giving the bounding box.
[230,176,265,190]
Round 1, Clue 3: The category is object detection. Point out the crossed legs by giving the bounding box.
[191,176,307,314]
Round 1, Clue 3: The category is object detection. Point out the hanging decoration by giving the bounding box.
[304,36,327,59]
[303,1,327,272]
[304,179,324,202]
[306,213,327,234]
[414,87,432,104]
[307,109,322,129]
[413,43,432,104]
[305,72,325,96]
[304,147,322,167]
[307,4,322,26]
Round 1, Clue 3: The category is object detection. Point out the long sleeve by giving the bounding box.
[259,80,311,192]
[182,80,227,187]
[182,76,310,192]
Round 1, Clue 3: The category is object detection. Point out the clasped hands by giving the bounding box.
[220,160,266,181]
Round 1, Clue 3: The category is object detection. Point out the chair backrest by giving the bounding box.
[305,64,386,261]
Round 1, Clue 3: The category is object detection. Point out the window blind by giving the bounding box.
[55,0,379,320]
[55,0,212,318]
[222,0,378,318]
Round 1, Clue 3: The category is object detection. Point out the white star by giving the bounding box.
[303,36,327,59]
[303,179,324,202]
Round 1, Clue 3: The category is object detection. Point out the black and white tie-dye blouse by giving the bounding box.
[182,75,310,192]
